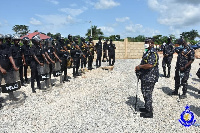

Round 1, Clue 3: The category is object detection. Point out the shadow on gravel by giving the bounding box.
[189,105,200,117]
[126,96,144,112]
[192,78,200,82]
[3,91,27,109]
[187,85,199,92]
[157,87,173,95]
[187,91,200,99]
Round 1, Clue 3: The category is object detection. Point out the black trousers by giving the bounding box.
[109,54,115,66]
[19,65,24,84]
[96,52,102,67]
[81,55,87,68]
[88,55,93,69]
[61,58,68,77]
[73,57,80,75]
[30,63,41,89]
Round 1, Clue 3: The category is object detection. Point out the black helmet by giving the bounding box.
[5,34,12,39]
[89,36,93,41]
[22,37,30,44]
[32,35,41,44]
[0,34,4,40]
[81,37,85,42]
[12,34,21,40]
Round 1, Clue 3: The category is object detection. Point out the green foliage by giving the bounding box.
[85,25,104,40]
[12,25,30,36]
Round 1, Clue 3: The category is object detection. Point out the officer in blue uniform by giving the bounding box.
[135,39,159,118]
[169,38,195,99]
[95,37,102,68]
[0,34,19,101]
[21,37,31,84]
[162,37,174,78]
[9,35,26,86]
[108,39,116,66]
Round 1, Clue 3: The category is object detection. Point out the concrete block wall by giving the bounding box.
[93,38,144,59]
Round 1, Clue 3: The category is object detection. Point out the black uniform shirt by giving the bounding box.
[103,42,108,51]
[108,43,116,56]
[9,44,23,67]
[163,43,174,56]
[0,44,12,71]
[30,45,44,64]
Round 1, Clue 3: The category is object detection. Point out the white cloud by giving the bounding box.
[94,0,120,9]
[36,14,74,25]
[124,23,160,37]
[29,18,42,25]
[148,0,200,28]
[59,7,88,16]
[99,26,114,35]
[116,17,130,22]
[46,0,59,5]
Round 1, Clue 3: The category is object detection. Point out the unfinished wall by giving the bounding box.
[93,38,144,59]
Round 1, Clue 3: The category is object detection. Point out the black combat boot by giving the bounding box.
[180,86,187,99]
[198,90,200,94]
[32,88,36,93]
[140,110,153,118]
[169,87,179,95]
[64,75,70,82]
[139,107,148,113]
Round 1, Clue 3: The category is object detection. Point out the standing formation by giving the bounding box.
[0,34,116,107]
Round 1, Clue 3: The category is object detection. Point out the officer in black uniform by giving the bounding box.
[95,37,102,68]
[10,35,26,86]
[108,39,116,66]
[71,37,82,77]
[21,37,31,84]
[87,36,94,70]
[1,34,20,101]
[56,36,70,82]
[169,38,195,99]
[79,37,88,72]
[30,35,50,93]
[0,34,5,106]
[135,39,159,118]
[162,37,174,78]
[45,38,62,85]
[102,39,108,62]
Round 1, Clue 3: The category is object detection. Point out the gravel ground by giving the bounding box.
[0,54,200,133]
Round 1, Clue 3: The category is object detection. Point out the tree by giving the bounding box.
[47,32,54,38]
[85,25,104,40]
[134,35,145,42]
[181,29,199,45]
[12,25,30,36]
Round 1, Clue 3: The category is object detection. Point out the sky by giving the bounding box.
[0,0,200,39]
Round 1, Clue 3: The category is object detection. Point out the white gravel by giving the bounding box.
[0,54,200,133]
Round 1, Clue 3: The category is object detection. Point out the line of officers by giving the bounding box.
[0,34,116,106]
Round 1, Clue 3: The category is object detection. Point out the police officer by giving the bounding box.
[169,38,195,99]
[0,34,5,106]
[162,37,174,78]
[108,39,116,66]
[21,37,31,84]
[30,35,50,93]
[102,39,108,62]
[71,37,82,77]
[56,36,70,82]
[135,39,159,118]
[1,34,19,101]
[45,38,62,85]
[10,35,26,86]
[95,37,102,68]
[79,37,88,72]
[87,36,94,70]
